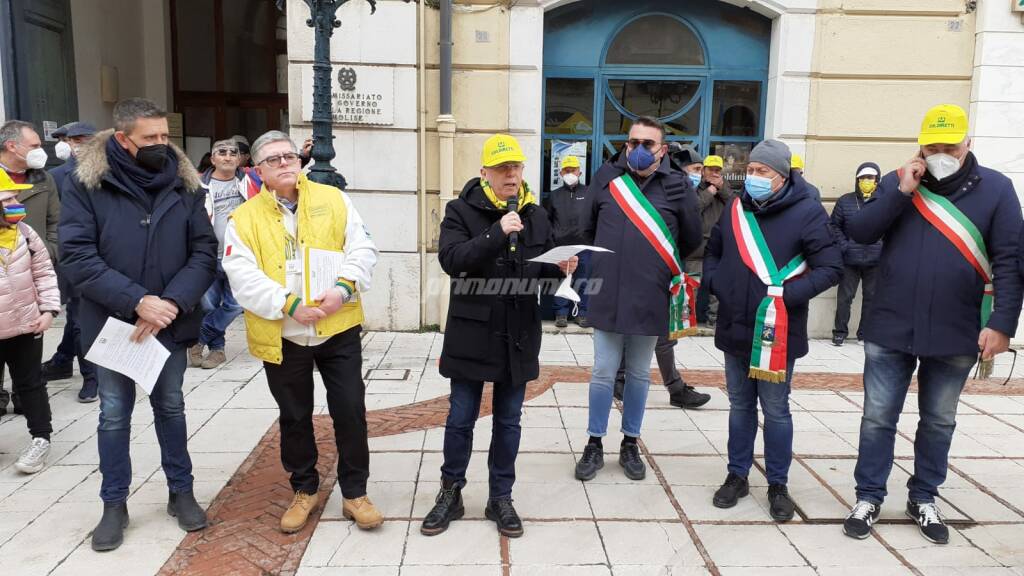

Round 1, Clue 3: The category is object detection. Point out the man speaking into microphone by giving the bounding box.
[421,134,576,539]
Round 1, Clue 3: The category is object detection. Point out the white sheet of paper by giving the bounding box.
[303,246,348,306]
[84,317,171,395]
[527,244,612,264]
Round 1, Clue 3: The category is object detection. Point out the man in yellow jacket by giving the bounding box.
[222,130,381,534]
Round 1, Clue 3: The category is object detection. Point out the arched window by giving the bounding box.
[605,15,705,66]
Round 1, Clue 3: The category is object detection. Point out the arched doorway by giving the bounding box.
[541,0,771,190]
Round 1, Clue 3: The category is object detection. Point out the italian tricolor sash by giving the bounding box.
[911,184,995,376]
[731,198,807,382]
[608,174,696,339]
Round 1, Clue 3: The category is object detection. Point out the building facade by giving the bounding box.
[2,0,1024,338]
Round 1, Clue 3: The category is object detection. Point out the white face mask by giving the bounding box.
[22,147,48,170]
[54,141,73,161]
[925,153,961,181]
[562,173,579,187]
[554,273,581,317]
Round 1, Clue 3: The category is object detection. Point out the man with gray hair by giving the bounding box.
[0,120,60,417]
[188,138,255,369]
[59,97,217,551]
[223,130,382,534]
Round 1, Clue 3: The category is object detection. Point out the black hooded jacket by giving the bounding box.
[829,161,883,267]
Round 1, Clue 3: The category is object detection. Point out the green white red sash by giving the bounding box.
[731,198,807,382]
[608,174,695,339]
[911,184,993,327]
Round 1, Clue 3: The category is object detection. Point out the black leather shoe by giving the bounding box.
[618,442,646,480]
[767,484,795,522]
[91,501,129,552]
[168,490,209,531]
[41,359,74,381]
[574,443,604,481]
[713,473,749,508]
[420,481,464,536]
[667,382,711,409]
[485,497,524,538]
[832,335,845,347]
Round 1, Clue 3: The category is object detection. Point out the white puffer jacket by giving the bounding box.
[0,223,60,340]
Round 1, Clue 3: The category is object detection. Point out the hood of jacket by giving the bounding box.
[75,129,200,192]
[854,161,881,198]
[740,170,811,215]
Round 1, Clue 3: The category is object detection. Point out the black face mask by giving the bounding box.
[128,137,169,172]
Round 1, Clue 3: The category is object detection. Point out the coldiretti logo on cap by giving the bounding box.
[919,104,969,146]
[481,134,526,167]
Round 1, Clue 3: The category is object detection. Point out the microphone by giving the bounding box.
[506,194,518,253]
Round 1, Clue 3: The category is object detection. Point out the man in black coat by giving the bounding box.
[421,134,575,539]
[842,105,1023,545]
[703,139,842,522]
[59,98,217,552]
[829,162,883,346]
[573,117,702,484]
[543,154,592,327]
[41,122,100,401]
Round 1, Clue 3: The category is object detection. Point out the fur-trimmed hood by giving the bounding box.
[74,129,201,192]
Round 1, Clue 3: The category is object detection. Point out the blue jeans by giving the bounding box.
[96,348,193,503]
[554,251,590,317]
[854,341,974,505]
[199,263,242,350]
[724,353,795,485]
[441,378,526,499]
[588,329,658,438]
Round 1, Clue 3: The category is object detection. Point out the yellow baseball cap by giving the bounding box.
[919,104,969,146]
[791,153,805,170]
[481,134,526,168]
[0,168,32,193]
[560,155,581,170]
[703,155,724,169]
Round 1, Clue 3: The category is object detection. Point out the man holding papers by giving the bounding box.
[421,134,575,539]
[59,98,218,551]
[222,130,382,534]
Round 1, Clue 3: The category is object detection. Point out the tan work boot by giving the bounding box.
[201,349,227,370]
[188,344,205,367]
[280,491,319,533]
[342,495,384,530]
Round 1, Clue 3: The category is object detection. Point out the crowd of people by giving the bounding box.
[0,99,1018,553]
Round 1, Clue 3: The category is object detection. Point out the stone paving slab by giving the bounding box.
[1,328,1023,575]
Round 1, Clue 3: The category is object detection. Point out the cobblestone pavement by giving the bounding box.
[1,326,1023,575]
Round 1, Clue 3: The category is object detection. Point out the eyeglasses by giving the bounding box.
[627,139,660,149]
[258,153,300,168]
[488,162,524,173]
[214,149,239,157]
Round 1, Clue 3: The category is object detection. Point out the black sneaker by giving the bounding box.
[555,315,568,328]
[613,378,624,401]
[618,442,646,480]
[832,335,845,347]
[713,473,749,508]
[574,443,604,481]
[843,500,880,540]
[484,497,524,538]
[41,359,74,381]
[906,501,949,544]
[767,484,795,522]
[78,380,99,403]
[421,482,464,536]
[668,383,710,409]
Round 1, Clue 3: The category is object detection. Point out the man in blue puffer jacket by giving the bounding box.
[841,104,1023,546]
[829,162,883,346]
[703,139,842,523]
